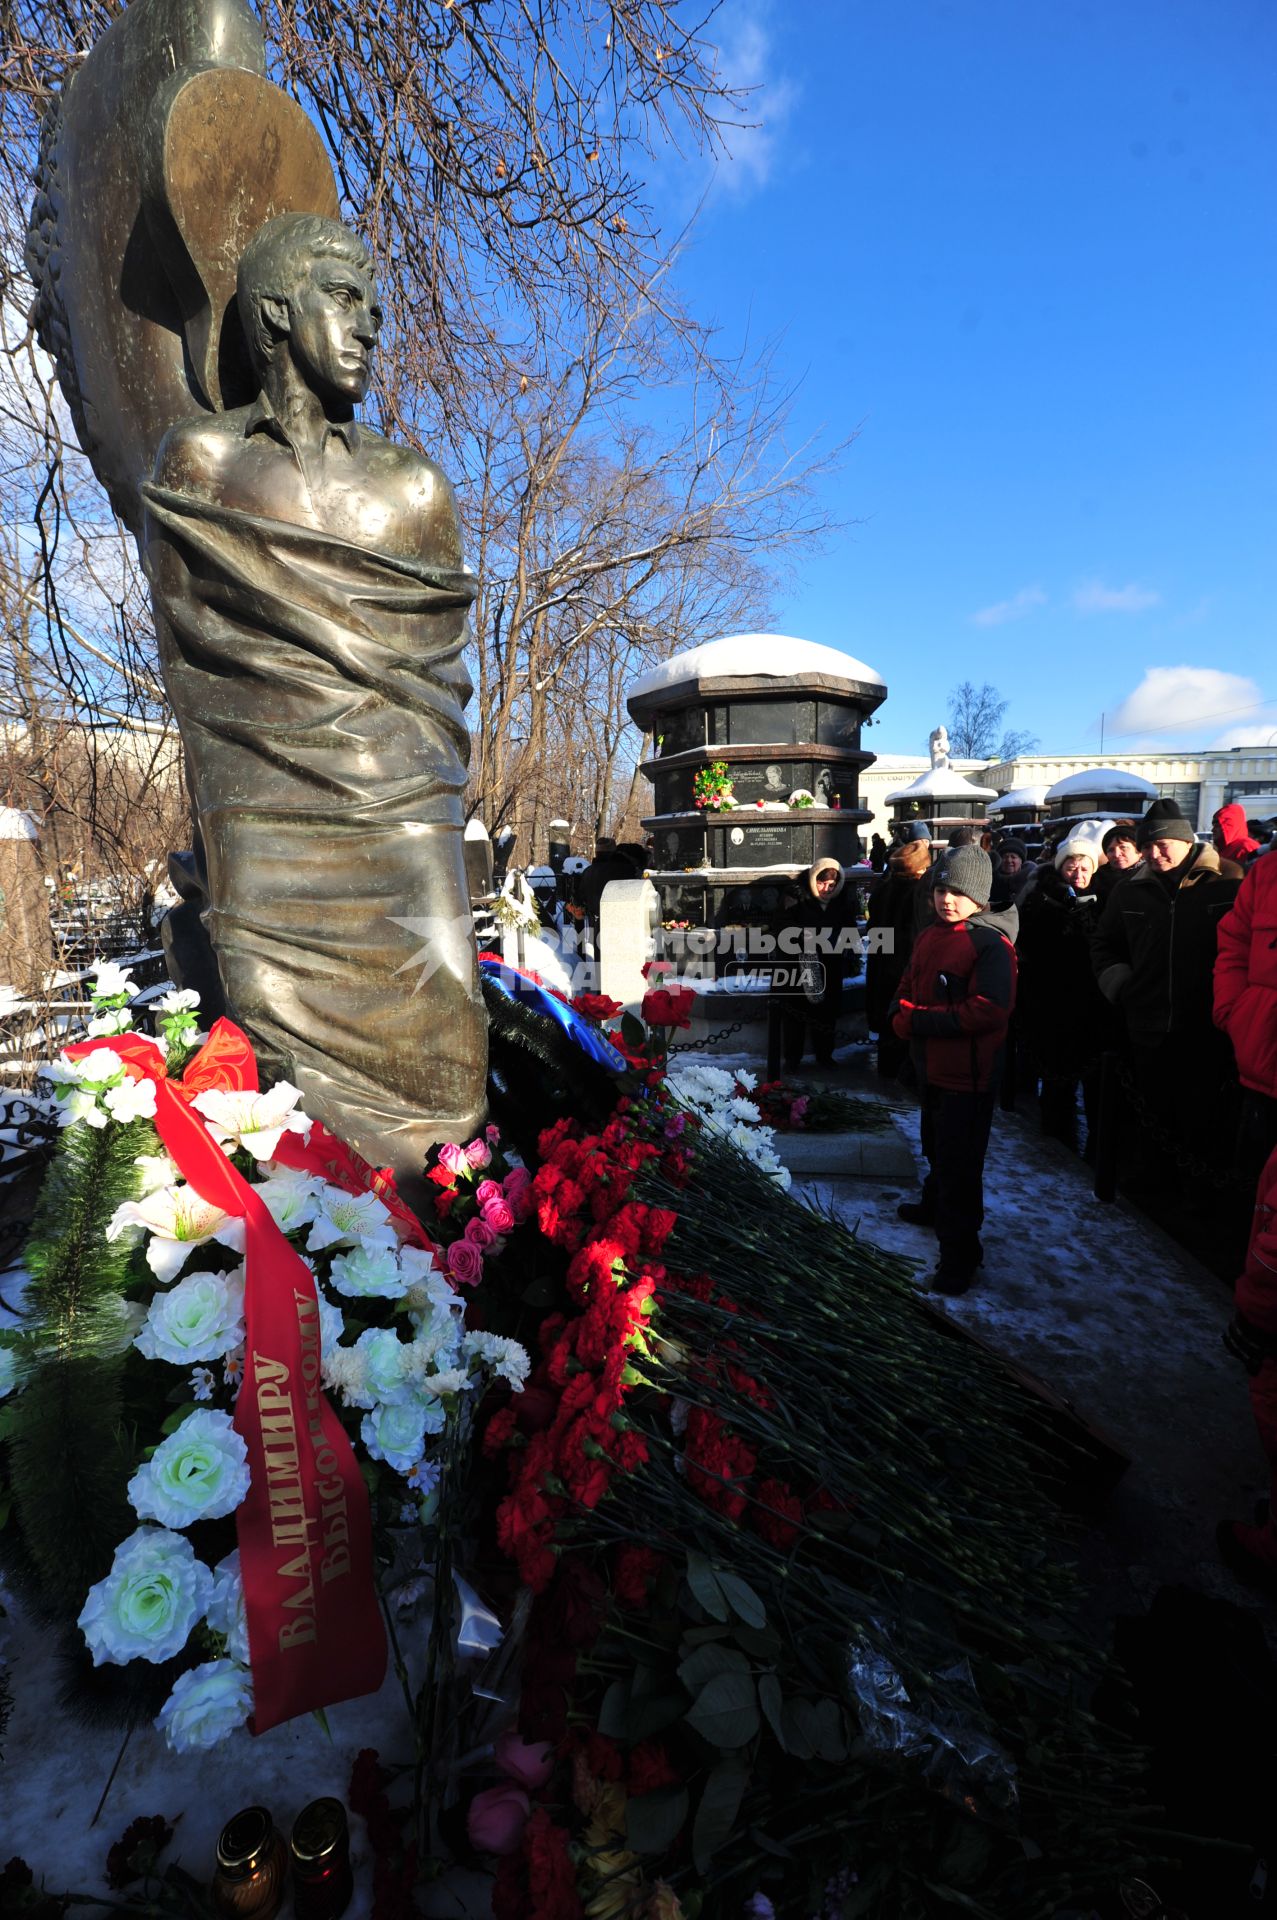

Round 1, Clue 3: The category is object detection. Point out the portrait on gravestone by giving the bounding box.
[28,0,487,1199]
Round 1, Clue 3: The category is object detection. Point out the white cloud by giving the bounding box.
[1073,579,1162,615]
[1106,665,1268,742]
[1212,720,1277,750]
[712,6,798,195]
[969,585,1047,628]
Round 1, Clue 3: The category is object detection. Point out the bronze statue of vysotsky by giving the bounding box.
[29,1,487,1195]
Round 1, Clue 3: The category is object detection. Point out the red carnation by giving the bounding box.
[753,1477,805,1550]
[612,1544,663,1611]
[628,1740,679,1796]
[524,1811,583,1920]
[483,1406,519,1458]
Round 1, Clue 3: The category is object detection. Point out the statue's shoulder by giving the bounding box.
[356,426,463,552]
[152,408,255,495]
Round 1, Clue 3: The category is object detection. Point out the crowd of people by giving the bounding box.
[866,799,1277,1588]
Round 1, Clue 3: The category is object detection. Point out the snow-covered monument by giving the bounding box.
[626,634,886,940]
[883,725,999,841]
[1044,766,1158,823]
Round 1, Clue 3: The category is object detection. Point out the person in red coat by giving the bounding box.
[1214,848,1277,1187]
[1219,1138,1277,1591]
[888,845,1018,1295]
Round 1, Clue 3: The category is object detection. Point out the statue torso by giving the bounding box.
[152,400,464,567]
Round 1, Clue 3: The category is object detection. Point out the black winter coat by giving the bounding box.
[1092,846,1240,1044]
[864,868,925,1031]
[1016,867,1119,1077]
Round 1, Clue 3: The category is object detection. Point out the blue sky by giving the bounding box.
[656,0,1274,757]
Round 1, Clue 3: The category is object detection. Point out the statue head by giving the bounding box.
[237,214,379,407]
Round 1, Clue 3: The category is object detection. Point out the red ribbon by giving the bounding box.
[65,1019,387,1733]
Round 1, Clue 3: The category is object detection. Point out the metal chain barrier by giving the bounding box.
[668,1020,746,1056]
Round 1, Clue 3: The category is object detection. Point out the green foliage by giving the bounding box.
[5,1117,152,1621]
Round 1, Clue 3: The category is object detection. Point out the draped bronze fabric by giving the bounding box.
[142,483,486,1189]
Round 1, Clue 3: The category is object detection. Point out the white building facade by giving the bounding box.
[860,746,1277,847]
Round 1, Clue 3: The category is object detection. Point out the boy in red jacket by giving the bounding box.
[889,845,1018,1295]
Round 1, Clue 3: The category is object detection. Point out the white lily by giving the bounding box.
[90,961,136,1000]
[192,1081,311,1160]
[306,1183,397,1254]
[107,1184,246,1286]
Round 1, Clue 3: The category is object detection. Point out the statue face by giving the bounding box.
[285,252,383,406]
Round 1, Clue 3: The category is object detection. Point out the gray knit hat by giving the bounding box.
[939,845,993,909]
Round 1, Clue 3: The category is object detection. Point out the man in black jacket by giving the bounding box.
[1092,797,1239,1223]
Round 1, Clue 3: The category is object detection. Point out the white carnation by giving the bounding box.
[463,1330,530,1392]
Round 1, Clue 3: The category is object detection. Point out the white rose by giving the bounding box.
[252,1168,321,1235]
[135,1267,246,1365]
[361,1399,428,1475]
[128,1409,250,1528]
[78,1527,213,1666]
[327,1243,405,1300]
[157,1658,252,1752]
[55,1087,107,1130]
[205,1550,250,1664]
[354,1326,412,1405]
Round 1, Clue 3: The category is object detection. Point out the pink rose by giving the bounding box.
[494,1729,554,1790]
[467,1782,530,1855]
[437,1141,469,1177]
[476,1179,503,1208]
[790,1096,809,1129]
[464,1216,497,1251]
[465,1138,493,1171]
[481,1196,516,1236]
[503,1167,532,1223]
[446,1238,485,1288]
[485,1123,501,1144]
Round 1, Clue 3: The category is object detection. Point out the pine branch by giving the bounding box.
[7,1118,151,1622]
